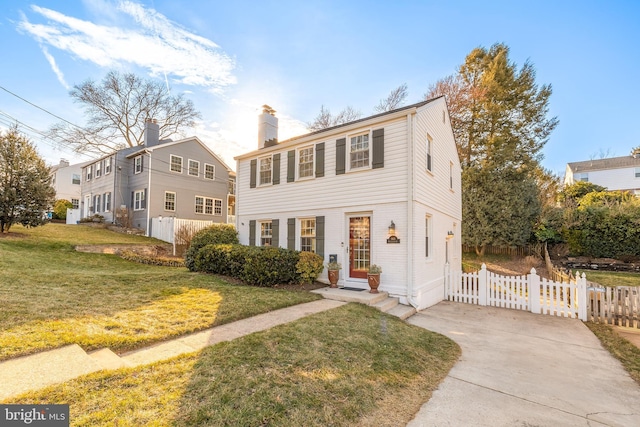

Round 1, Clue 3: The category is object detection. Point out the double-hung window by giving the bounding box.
[214,199,222,215]
[425,215,431,258]
[260,221,273,246]
[204,164,215,180]
[72,174,81,185]
[194,196,222,215]
[300,218,316,253]
[298,146,314,178]
[635,168,640,178]
[134,190,145,211]
[105,157,112,175]
[104,192,111,212]
[165,192,176,212]
[134,156,143,174]
[188,159,199,177]
[86,166,92,181]
[426,134,433,172]
[71,199,79,209]
[94,194,101,213]
[170,155,182,173]
[259,156,272,185]
[350,133,369,169]
[95,161,102,178]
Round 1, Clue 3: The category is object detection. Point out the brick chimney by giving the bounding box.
[59,158,69,167]
[144,118,160,147]
[258,105,278,149]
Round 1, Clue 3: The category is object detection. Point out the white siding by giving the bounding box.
[580,167,640,192]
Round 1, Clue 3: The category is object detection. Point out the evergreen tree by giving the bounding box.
[0,126,55,233]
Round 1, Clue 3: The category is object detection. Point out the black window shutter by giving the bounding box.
[336,138,346,175]
[287,150,295,182]
[272,219,279,247]
[130,191,134,209]
[250,159,257,188]
[315,143,325,177]
[372,128,384,169]
[316,216,325,257]
[141,155,144,172]
[287,218,295,250]
[142,188,147,209]
[249,220,256,246]
[273,153,281,185]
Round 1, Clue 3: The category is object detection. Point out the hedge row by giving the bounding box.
[190,244,323,287]
[184,224,239,271]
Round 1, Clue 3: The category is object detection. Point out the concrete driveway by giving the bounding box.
[407,301,640,427]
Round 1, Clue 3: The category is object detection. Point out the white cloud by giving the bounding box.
[40,46,69,90]
[18,1,236,92]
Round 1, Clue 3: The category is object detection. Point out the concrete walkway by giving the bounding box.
[0,299,345,401]
[407,301,640,427]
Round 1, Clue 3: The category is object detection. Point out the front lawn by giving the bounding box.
[0,224,320,360]
[5,304,461,426]
[585,322,640,386]
[580,270,640,287]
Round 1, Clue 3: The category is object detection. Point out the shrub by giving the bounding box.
[194,244,234,275]
[240,246,300,287]
[297,251,324,284]
[52,199,73,220]
[185,224,239,271]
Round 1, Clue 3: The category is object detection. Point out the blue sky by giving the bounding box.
[1,0,638,176]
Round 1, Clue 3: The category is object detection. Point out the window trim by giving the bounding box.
[170,154,183,174]
[133,190,145,211]
[449,161,454,191]
[95,161,102,178]
[164,191,176,212]
[71,198,79,209]
[426,134,433,173]
[635,168,640,178]
[72,174,81,185]
[104,192,111,213]
[94,194,101,213]
[259,155,273,186]
[134,155,143,174]
[188,159,200,177]
[105,157,112,175]
[347,130,372,171]
[425,215,432,259]
[259,220,273,247]
[86,165,92,181]
[194,196,222,215]
[204,163,216,180]
[297,145,315,180]
[299,217,316,253]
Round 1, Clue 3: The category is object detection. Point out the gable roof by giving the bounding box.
[235,96,443,160]
[567,155,640,173]
[125,136,233,172]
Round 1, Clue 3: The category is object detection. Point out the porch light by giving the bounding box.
[387,221,400,243]
[447,230,454,239]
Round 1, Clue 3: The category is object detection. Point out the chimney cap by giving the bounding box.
[261,105,276,115]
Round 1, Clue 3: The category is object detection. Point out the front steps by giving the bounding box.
[311,287,417,320]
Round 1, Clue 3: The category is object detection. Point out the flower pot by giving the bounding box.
[328,269,339,288]
[367,273,380,293]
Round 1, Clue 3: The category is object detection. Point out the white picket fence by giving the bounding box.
[446,264,588,320]
[150,217,217,255]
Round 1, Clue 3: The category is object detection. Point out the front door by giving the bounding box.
[349,216,370,278]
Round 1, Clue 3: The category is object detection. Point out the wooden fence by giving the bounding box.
[462,244,540,257]
[587,286,640,329]
[544,242,575,283]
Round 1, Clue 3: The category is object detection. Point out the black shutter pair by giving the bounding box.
[335,128,384,174]
[286,144,326,182]
[249,219,279,246]
[286,216,324,257]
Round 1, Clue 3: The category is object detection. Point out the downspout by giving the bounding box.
[406,112,418,309]
[146,151,152,237]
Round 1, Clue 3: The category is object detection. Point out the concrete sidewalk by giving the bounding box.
[407,301,640,427]
[0,299,345,401]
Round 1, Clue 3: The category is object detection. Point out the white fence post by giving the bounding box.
[529,267,541,315]
[577,272,587,321]
[444,262,450,300]
[478,263,488,306]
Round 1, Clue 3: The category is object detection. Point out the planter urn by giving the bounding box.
[367,273,381,293]
[328,269,339,288]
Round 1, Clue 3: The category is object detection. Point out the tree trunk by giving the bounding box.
[475,244,486,256]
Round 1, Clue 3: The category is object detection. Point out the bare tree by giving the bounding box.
[307,105,362,131]
[589,148,613,160]
[374,83,408,113]
[49,71,201,156]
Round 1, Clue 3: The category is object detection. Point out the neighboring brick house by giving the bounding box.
[564,150,640,194]
[49,159,91,210]
[235,99,462,310]
[80,120,233,234]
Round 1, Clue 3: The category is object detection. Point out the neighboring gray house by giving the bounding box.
[49,159,91,210]
[80,120,233,234]
[564,149,640,194]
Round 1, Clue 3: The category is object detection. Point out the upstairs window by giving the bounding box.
[577,172,589,182]
[72,174,81,185]
[170,155,182,173]
[165,192,176,212]
[426,134,433,172]
[105,157,112,175]
[205,164,215,180]
[350,133,369,169]
[95,161,102,178]
[635,168,640,178]
[188,159,199,177]
[134,156,143,174]
[298,146,314,178]
[86,165,92,181]
[259,156,272,185]
[449,162,454,190]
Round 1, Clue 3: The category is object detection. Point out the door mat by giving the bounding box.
[341,287,366,292]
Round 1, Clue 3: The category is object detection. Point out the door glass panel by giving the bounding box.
[349,216,370,279]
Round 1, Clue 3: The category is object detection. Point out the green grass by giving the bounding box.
[0,224,320,360]
[5,304,461,427]
[579,270,640,287]
[462,252,512,272]
[585,322,640,386]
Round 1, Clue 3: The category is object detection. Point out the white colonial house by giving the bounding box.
[235,98,462,310]
[564,150,640,194]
